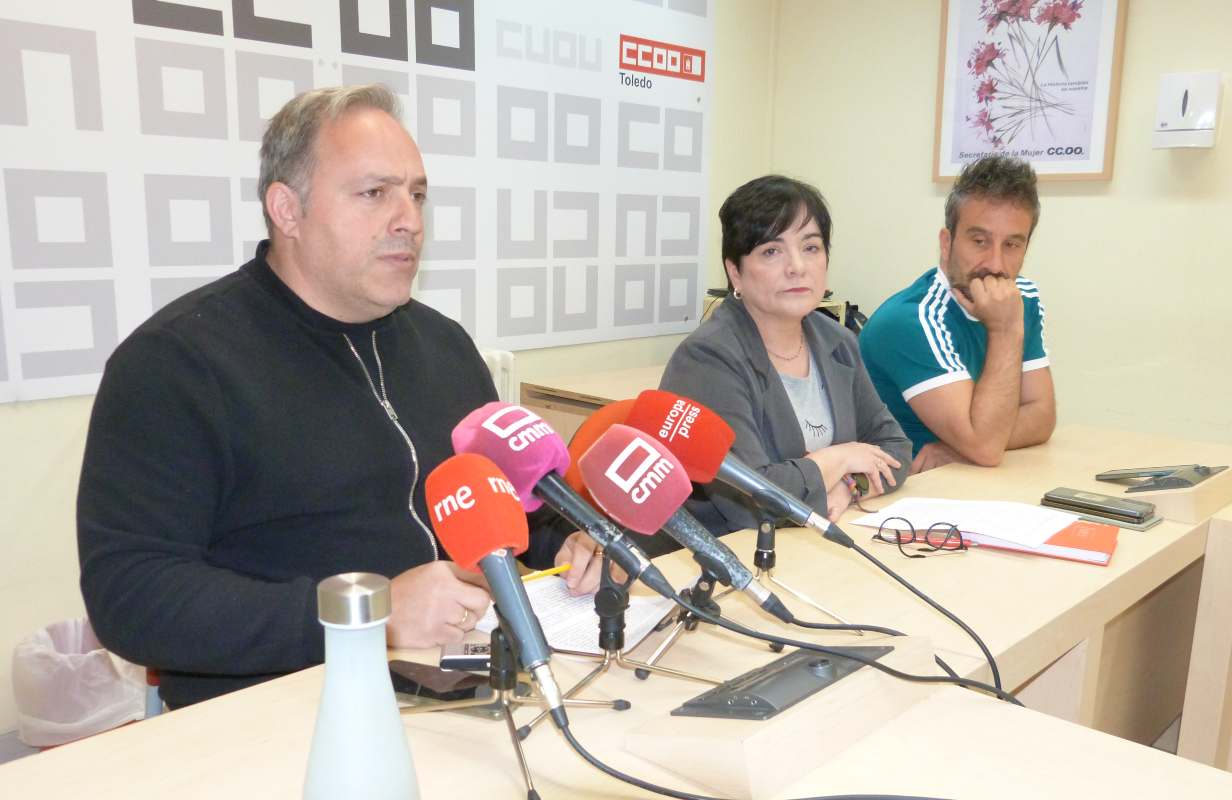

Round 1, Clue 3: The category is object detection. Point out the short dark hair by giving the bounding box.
[719,175,832,291]
[944,155,1040,238]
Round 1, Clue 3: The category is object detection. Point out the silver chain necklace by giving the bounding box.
[343,330,438,561]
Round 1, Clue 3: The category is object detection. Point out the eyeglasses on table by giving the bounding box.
[870,517,968,559]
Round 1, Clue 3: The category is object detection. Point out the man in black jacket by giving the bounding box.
[77,85,598,708]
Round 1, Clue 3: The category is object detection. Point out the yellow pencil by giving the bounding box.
[521,563,571,583]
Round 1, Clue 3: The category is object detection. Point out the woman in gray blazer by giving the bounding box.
[660,175,911,535]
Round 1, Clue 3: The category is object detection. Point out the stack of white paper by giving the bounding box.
[475,577,676,655]
[850,497,1079,548]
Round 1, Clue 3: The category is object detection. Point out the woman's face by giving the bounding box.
[726,210,828,327]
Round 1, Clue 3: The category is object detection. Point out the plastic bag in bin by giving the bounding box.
[11,617,145,747]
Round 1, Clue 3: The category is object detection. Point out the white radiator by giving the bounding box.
[478,348,517,403]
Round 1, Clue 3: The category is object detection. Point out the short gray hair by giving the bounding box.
[257,84,403,236]
[944,155,1040,239]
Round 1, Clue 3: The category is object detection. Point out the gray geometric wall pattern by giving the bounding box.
[145,175,234,266]
[134,38,228,139]
[0,3,710,402]
[417,75,475,156]
[0,20,104,130]
[5,169,113,269]
[235,52,315,142]
[418,268,476,335]
[424,186,477,261]
[613,263,656,327]
[14,281,117,379]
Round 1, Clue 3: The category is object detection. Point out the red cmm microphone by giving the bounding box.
[578,424,790,621]
[624,390,855,549]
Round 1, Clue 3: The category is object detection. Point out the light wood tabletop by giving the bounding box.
[4,424,1231,797]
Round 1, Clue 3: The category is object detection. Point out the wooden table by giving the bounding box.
[1180,502,1232,770]
[814,424,1232,749]
[524,371,1231,754]
[5,425,1232,797]
[520,364,665,442]
[5,655,1231,800]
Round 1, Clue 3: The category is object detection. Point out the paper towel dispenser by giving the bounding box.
[1153,71,1222,149]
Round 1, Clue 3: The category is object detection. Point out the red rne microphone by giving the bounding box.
[563,399,635,505]
[451,402,569,512]
[623,390,735,483]
[424,454,568,726]
[625,389,854,549]
[424,453,528,571]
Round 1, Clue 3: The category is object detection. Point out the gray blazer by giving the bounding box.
[659,297,911,535]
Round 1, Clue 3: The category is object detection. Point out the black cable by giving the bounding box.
[786,619,902,637]
[559,722,949,800]
[844,540,1004,691]
[762,515,1004,691]
[785,617,962,681]
[669,592,1022,706]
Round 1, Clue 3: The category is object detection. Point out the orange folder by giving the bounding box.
[963,520,1119,566]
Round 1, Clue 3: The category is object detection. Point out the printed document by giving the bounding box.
[851,497,1079,548]
[476,577,676,655]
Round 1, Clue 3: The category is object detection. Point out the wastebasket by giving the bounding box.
[11,617,145,747]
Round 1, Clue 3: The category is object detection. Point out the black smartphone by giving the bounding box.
[1040,487,1155,523]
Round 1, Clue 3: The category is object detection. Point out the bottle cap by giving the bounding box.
[316,573,392,627]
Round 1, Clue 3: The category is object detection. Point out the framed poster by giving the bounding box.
[934,0,1128,181]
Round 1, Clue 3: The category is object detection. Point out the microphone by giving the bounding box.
[624,390,856,549]
[562,398,636,507]
[578,424,791,622]
[451,402,675,598]
[424,453,568,728]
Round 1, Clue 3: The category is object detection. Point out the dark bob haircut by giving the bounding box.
[719,175,832,291]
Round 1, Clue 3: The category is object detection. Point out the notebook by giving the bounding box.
[962,519,1119,566]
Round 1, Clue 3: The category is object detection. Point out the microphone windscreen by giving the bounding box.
[563,399,635,503]
[625,390,735,483]
[425,453,529,573]
[452,402,570,513]
[578,424,692,535]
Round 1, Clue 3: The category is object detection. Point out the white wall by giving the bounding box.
[0,0,777,735]
[770,0,1232,445]
[0,396,93,733]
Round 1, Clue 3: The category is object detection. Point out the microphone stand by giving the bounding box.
[401,623,626,800]
[726,516,860,636]
[517,553,718,739]
[636,563,728,672]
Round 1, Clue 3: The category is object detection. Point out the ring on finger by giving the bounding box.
[458,608,470,627]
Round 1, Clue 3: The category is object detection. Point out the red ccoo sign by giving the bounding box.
[619,34,706,82]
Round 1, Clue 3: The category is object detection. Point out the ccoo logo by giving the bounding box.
[619,34,705,82]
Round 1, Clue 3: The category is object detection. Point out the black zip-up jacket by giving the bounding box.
[77,241,567,708]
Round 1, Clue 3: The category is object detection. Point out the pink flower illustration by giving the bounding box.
[980,0,1036,32]
[967,42,1004,76]
[964,0,1084,146]
[968,109,995,134]
[976,78,998,104]
[1036,0,1083,30]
